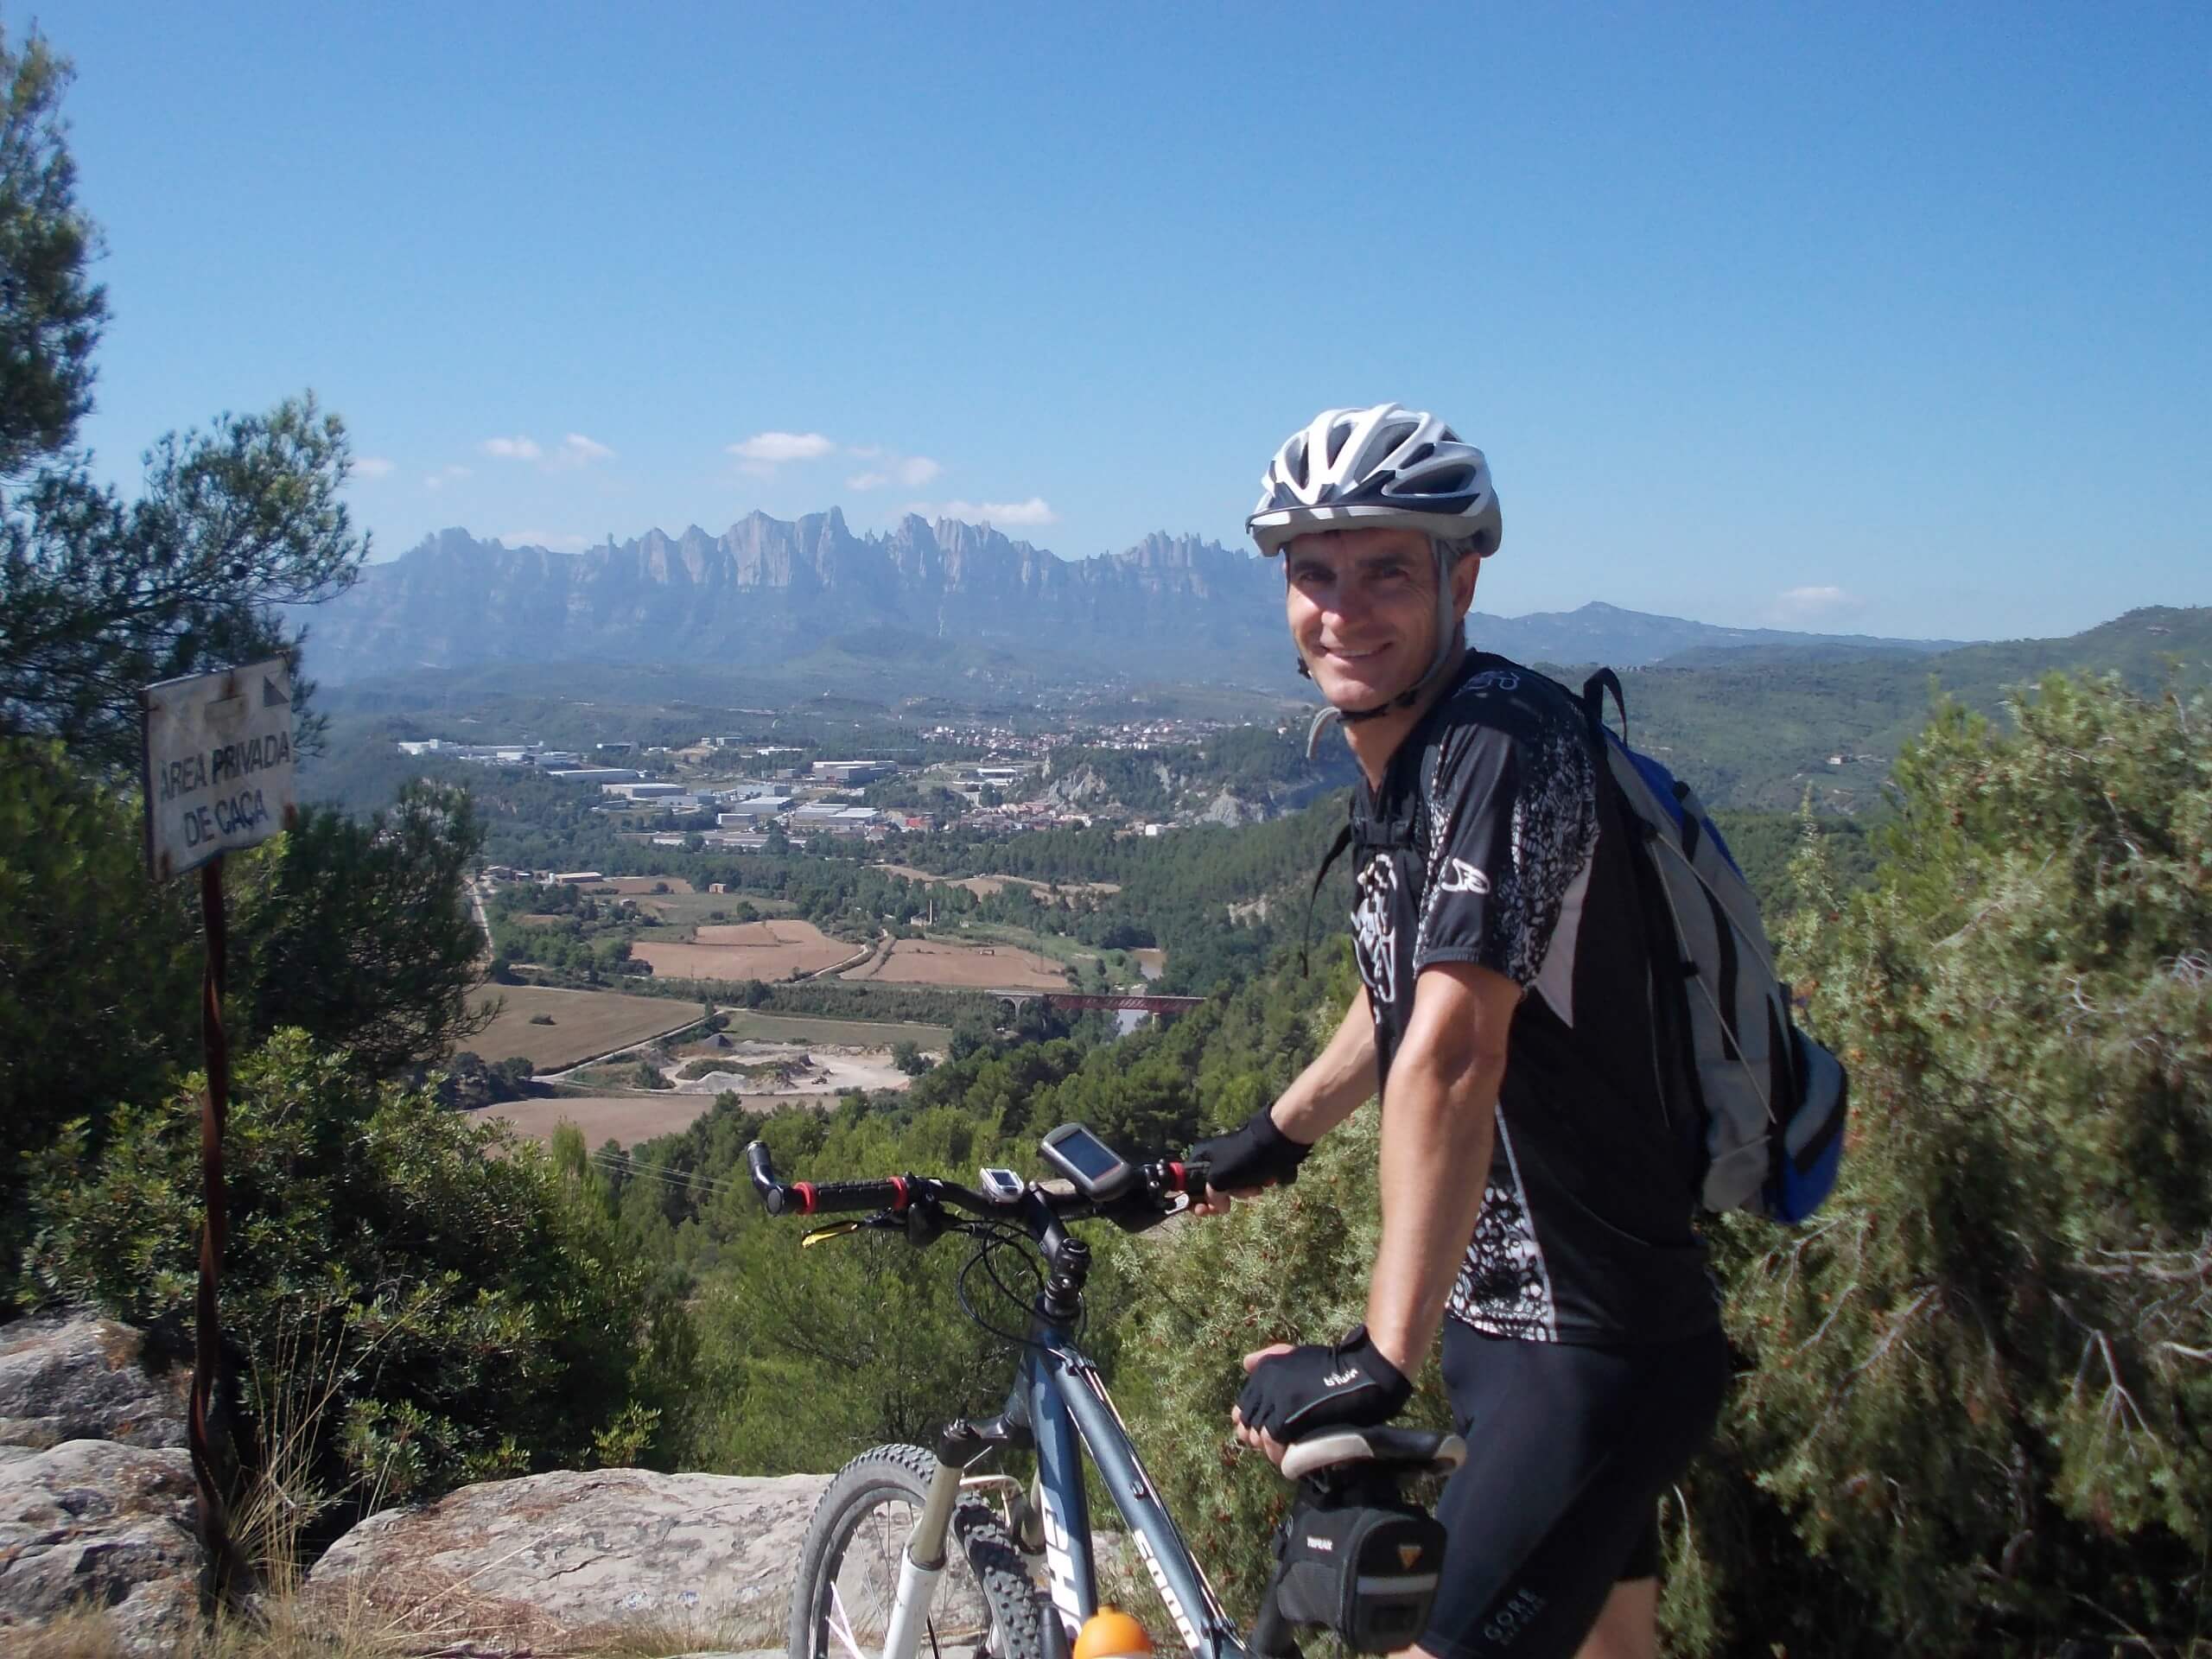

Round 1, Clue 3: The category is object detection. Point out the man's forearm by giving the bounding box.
[1271,988,1378,1143]
[1363,1049,1503,1375]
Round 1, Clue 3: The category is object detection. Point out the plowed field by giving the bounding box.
[464,984,697,1071]
[843,938,1070,990]
[630,918,858,982]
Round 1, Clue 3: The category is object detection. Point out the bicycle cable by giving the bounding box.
[954,1222,1061,1352]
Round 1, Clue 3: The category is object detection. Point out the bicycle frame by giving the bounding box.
[878,1315,1249,1659]
[1020,1333,1243,1659]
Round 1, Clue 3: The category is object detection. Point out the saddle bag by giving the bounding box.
[1267,1484,1446,1653]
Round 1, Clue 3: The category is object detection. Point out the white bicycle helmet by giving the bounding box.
[1249,404,1503,734]
[1247,404,1500,559]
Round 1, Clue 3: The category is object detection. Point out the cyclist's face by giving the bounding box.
[1284,527,1471,709]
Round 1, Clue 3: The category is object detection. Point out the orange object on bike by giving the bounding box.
[1074,1606,1154,1659]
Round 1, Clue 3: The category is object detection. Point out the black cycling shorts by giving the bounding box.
[1419,1322,1730,1659]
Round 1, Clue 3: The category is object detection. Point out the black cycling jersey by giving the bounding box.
[1347,652,1717,1345]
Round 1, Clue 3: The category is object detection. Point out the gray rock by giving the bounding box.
[0,1311,188,1451]
[0,1437,201,1652]
[305,1466,830,1656]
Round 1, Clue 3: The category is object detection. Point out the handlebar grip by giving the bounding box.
[1165,1156,1209,1196]
[744,1143,910,1218]
[745,1141,790,1215]
[804,1178,908,1214]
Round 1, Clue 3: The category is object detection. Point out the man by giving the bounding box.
[1190,404,1729,1659]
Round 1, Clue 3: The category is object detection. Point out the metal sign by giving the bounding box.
[141,657,300,880]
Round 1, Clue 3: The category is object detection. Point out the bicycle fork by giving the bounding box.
[877,1413,1038,1659]
[880,1453,968,1659]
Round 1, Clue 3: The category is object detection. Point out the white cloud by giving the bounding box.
[930,496,1058,527]
[557,433,613,466]
[728,431,836,473]
[1768,584,1864,626]
[481,435,543,461]
[353,455,395,480]
[423,464,473,492]
[847,451,942,492]
[501,529,588,552]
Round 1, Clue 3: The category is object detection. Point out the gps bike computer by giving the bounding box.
[1038,1122,1140,1203]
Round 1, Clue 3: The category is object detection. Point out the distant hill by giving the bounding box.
[1573,606,2212,812]
[302,512,1964,687]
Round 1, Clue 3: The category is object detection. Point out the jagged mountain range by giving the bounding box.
[302,510,1961,686]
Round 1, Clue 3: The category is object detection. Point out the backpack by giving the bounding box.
[1575,669,1849,1224]
[1302,664,1849,1225]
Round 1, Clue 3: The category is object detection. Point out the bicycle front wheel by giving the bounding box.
[791,1444,1052,1659]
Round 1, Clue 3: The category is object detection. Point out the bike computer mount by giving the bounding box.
[1038,1122,1141,1203]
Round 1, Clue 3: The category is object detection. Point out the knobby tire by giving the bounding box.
[791,1443,1052,1659]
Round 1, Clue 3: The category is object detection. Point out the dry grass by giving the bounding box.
[463,984,699,1071]
[6,1602,408,1658]
[6,1291,777,1659]
[589,876,696,895]
[12,1596,779,1658]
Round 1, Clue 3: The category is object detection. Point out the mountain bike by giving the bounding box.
[744,1126,1465,1659]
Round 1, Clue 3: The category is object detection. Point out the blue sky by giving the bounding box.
[35,1,2212,641]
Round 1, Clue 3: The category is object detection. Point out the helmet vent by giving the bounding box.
[1284,434,1309,489]
[1411,464,1477,497]
[1325,417,1356,468]
[1377,419,1420,455]
[1397,441,1436,470]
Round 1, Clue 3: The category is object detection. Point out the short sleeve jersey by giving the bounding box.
[1347,653,1717,1345]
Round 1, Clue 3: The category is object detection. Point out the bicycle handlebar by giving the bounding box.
[743,1137,1205,1228]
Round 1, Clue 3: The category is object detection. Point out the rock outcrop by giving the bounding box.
[303,1466,830,1656]
[0,1313,200,1652]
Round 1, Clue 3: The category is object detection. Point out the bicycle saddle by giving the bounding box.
[1280,1427,1466,1481]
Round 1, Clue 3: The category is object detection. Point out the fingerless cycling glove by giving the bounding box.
[1236,1325,1412,1441]
[1190,1106,1313,1194]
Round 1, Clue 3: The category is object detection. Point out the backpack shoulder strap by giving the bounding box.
[1299,819,1356,977]
[1581,668,1627,744]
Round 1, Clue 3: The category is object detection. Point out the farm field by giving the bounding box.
[712,1011,953,1049]
[843,937,1070,991]
[630,918,859,982]
[633,890,798,929]
[874,863,1120,898]
[463,983,699,1071]
[470,1091,832,1147]
[593,876,695,895]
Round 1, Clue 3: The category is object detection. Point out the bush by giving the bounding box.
[18,1031,648,1529]
[1675,673,2212,1656]
[0,742,199,1294]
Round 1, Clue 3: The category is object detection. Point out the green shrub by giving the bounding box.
[19,1031,649,1526]
[1678,673,2212,1656]
[0,742,200,1294]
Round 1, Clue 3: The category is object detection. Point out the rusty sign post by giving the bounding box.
[141,658,301,1608]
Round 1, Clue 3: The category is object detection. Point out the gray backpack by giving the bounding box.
[1579,670,1849,1222]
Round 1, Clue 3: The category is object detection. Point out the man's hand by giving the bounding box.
[1230,1325,1411,1465]
[1187,1106,1313,1216]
